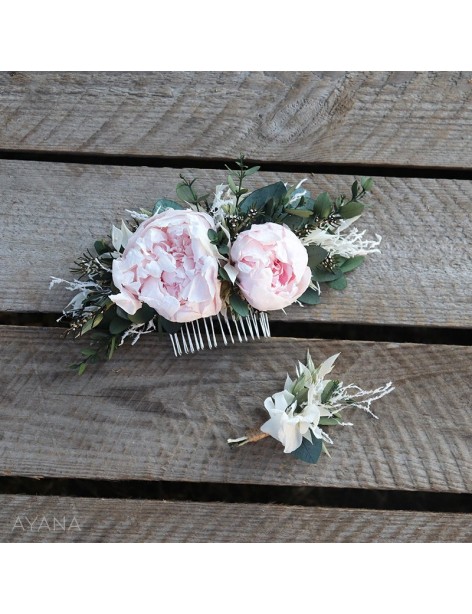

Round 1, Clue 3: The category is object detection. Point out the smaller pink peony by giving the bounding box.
[110,209,222,323]
[230,222,311,311]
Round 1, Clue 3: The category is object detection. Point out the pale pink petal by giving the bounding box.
[110,292,142,315]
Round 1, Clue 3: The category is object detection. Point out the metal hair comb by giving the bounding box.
[168,311,271,356]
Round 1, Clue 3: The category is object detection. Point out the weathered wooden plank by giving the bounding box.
[1,72,471,168]
[1,496,469,543]
[1,160,471,328]
[1,327,470,493]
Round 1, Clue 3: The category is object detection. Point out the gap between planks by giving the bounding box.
[0,312,470,347]
[2,149,472,180]
[0,476,470,514]
[1,327,471,494]
[1,496,470,543]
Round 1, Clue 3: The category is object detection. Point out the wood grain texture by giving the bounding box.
[1,160,471,328]
[1,327,470,493]
[1,72,472,167]
[1,496,470,543]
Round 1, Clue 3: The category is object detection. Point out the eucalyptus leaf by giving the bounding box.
[207,229,218,243]
[218,244,230,256]
[229,293,250,317]
[109,317,131,335]
[312,192,332,219]
[306,244,329,268]
[328,275,348,290]
[361,177,373,192]
[78,363,87,376]
[116,306,131,321]
[340,201,365,219]
[153,198,184,214]
[280,214,306,231]
[197,193,210,202]
[176,184,195,203]
[239,182,286,214]
[94,239,110,255]
[298,287,321,305]
[340,255,365,273]
[311,268,342,283]
[128,304,157,324]
[291,437,323,464]
[351,180,359,200]
[218,266,231,282]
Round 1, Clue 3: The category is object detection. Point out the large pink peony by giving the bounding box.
[110,209,222,322]
[230,222,311,311]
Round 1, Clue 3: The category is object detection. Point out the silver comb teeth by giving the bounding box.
[169,311,271,357]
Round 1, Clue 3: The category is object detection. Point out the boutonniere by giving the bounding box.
[228,351,394,464]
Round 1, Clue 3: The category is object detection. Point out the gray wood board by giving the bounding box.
[1,72,472,167]
[1,328,470,493]
[1,496,470,542]
[1,161,471,328]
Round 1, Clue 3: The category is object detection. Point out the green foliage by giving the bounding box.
[229,293,250,317]
[239,181,287,215]
[340,256,365,273]
[94,239,111,255]
[175,174,210,211]
[225,155,260,208]
[312,192,332,219]
[298,287,321,305]
[109,317,130,335]
[311,267,342,283]
[286,208,313,218]
[207,229,218,243]
[327,275,347,291]
[127,304,157,324]
[291,437,323,464]
[218,265,231,282]
[153,198,184,214]
[321,380,339,404]
[340,201,365,219]
[70,332,121,375]
[318,416,342,426]
[306,244,329,268]
[176,183,195,203]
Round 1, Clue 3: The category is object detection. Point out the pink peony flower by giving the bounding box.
[230,222,311,311]
[110,209,222,323]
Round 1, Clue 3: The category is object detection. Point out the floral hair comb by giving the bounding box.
[51,157,381,373]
